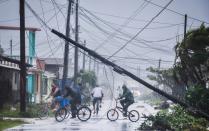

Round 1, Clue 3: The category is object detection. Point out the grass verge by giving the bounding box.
[0,119,26,130]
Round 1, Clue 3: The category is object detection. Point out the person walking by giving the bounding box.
[91,84,104,114]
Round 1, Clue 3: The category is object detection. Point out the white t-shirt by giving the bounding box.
[92,87,103,98]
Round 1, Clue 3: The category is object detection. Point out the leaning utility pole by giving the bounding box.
[51,29,209,120]
[62,0,72,89]
[19,0,26,112]
[74,0,79,85]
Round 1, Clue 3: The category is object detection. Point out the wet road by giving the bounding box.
[6,100,157,131]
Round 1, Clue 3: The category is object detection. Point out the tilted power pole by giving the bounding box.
[51,29,209,120]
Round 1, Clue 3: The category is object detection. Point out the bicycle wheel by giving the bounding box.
[55,108,67,122]
[128,110,139,122]
[107,109,119,121]
[77,106,91,121]
[37,105,49,120]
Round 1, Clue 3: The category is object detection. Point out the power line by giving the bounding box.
[86,1,150,51]
[82,8,181,26]
[0,3,67,23]
[101,55,173,63]
[80,7,184,44]
[108,0,174,59]
[143,0,209,25]
[87,19,183,30]
[39,0,62,64]
[80,8,174,54]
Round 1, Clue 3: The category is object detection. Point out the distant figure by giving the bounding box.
[63,83,81,118]
[119,84,134,117]
[91,85,104,113]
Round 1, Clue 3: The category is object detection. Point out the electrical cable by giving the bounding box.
[80,8,174,53]
[143,0,209,25]
[107,0,174,59]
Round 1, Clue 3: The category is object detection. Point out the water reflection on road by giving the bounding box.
[7,100,156,131]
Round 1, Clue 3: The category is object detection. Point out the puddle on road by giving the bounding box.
[63,127,80,130]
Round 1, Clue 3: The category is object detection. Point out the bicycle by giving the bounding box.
[37,101,51,120]
[55,96,70,122]
[37,96,64,120]
[107,99,140,122]
[55,96,92,122]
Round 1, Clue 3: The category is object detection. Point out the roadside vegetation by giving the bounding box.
[0,119,26,131]
[0,103,42,118]
[140,24,209,130]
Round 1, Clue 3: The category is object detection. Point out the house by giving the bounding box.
[41,58,74,79]
[9,56,56,103]
[0,56,28,108]
[27,58,56,103]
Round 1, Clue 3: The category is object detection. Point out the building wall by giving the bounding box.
[45,65,60,78]
[0,66,19,108]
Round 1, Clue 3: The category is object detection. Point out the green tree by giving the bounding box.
[174,24,209,87]
[147,67,186,100]
[77,70,97,103]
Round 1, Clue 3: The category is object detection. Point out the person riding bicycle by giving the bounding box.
[46,82,61,111]
[118,84,134,117]
[91,84,104,114]
[63,82,81,118]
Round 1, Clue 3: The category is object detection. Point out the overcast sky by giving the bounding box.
[0,0,208,89]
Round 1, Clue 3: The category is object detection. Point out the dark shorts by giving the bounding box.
[93,97,102,106]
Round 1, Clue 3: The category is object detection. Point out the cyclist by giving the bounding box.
[91,84,104,114]
[46,82,61,111]
[63,83,81,118]
[118,84,134,117]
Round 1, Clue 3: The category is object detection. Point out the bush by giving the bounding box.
[0,103,43,118]
[139,106,209,130]
[186,84,209,115]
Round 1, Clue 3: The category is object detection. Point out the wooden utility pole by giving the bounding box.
[184,14,187,43]
[89,56,91,71]
[74,0,79,85]
[158,59,161,69]
[19,0,26,112]
[82,40,86,71]
[96,62,99,76]
[93,58,96,73]
[62,0,72,89]
[137,66,140,78]
[10,39,12,57]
